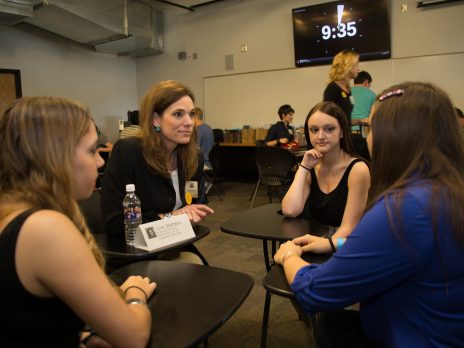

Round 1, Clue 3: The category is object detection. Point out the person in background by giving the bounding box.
[323,50,360,126]
[281,101,370,252]
[96,125,113,153]
[0,97,156,347]
[275,82,464,347]
[120,110,141,139]
[102,80,214,263]
[194,107,214,169]
[351,70,376,130]
[264,104,295,146]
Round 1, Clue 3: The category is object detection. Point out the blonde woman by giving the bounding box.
[323,50,360,124]
[0,97,156,347]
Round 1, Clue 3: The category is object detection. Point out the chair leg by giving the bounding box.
[261,290,272,348]
[250,179,260,208]
[267,185,273,204]
[211,182,223,201]
[263,240,271,272]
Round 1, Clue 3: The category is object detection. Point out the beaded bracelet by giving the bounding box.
[124,285,148,302]
[327,236,336,253]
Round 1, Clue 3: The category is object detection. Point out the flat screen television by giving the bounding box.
[292,0,391,67]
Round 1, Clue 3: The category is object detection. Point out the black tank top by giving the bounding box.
[0,209,83,347]
[300,159,363,227]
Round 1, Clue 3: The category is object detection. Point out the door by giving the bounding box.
[0,69,22,115]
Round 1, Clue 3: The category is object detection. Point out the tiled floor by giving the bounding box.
[195,180,313,347]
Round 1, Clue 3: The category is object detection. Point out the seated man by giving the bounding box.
[265,104,295,146]
[194,107,215,170]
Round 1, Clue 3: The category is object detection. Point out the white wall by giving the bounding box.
[135,0,464,130]
[0,24,138,142]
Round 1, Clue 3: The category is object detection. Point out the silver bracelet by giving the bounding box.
[126,298,147,305]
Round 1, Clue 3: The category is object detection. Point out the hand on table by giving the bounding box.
[292,234,331,254]
[120,275,157,301]
[175,204,214,224]
[301,149,323,170]
[274,241,302,265]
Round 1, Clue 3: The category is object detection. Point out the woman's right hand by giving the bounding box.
[292,234,332,254]
[176,204,214,224]
[301,149,323,170]
[120,276,156,301]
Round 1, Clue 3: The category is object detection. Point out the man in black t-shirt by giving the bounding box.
[265,104,295,146]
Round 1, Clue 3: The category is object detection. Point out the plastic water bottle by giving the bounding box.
[123,184,142,246]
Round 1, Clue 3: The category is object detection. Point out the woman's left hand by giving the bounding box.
[274,241,302,265]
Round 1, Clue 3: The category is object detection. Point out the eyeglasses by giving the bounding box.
[361,122,371,138]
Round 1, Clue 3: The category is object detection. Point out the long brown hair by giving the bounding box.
[368,82,464,245]
[304,101,356,156]
[0,97,105,268]
[139,80,199,180]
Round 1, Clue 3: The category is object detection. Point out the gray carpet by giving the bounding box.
[194,180,314,348]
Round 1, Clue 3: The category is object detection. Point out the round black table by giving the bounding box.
[221,203,329,271]
[110,260,253,348]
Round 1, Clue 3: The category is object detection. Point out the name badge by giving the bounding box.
[185,180,198,198]
[134,214,195,251]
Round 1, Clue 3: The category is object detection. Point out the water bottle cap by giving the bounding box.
[125,184,135,192]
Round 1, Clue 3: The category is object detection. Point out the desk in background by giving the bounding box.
[110,261,253,348]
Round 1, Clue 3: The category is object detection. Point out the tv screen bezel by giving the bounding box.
[292,0,391,67]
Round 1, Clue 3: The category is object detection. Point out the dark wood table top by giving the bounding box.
[94,224,210,259]
[220,203,329,241]
[110,260,253,348]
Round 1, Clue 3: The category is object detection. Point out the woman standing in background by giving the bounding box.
[323,50,360,126]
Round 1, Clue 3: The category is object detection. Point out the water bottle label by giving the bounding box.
[124,206,141,221]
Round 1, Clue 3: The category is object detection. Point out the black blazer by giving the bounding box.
[101,137,206,237]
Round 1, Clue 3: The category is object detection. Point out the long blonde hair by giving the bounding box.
[0,97,105,268]
[139,80,199,180]
[328,50,359,82]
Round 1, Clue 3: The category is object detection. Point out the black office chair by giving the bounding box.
[203,143,223,200]
[212,128,224,143]
[78,190,105,235]
[250,146,294,208]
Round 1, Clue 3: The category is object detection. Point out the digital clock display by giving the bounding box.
[292,0,391,67]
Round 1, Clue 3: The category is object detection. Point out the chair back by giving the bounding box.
[78,190,105,234]
[255,146,294,186]
[213,128,224,143]
[208,143,221,175]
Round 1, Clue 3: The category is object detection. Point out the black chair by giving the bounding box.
[250,146,294,208]
[78,190,105,234]
[212,128,224,143]
[203,143,223,200]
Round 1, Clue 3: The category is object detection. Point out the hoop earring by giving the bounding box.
[155,125,161,132]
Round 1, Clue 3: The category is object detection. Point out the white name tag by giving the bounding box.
[185,180,199,198]
[134,214,195,251]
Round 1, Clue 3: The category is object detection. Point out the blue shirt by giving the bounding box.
[291,184,464,347]
[196,123,214,168]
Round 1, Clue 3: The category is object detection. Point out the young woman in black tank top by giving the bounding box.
[281,101,370,254]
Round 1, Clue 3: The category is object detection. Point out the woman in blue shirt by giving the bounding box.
[275,82,464,347]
